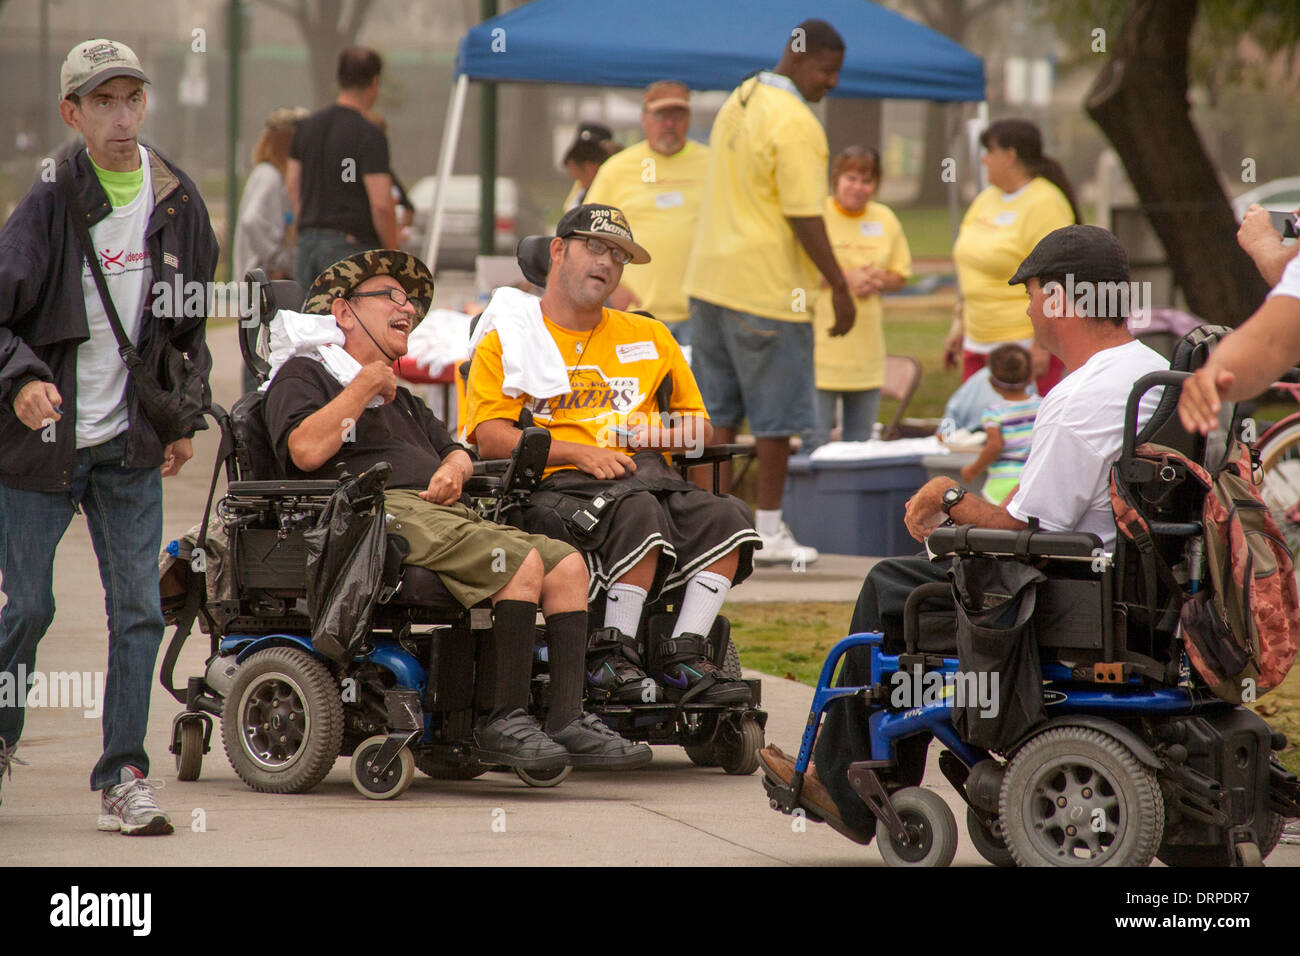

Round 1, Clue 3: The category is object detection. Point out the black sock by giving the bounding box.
[486,600,538,722]
[544,609,588,733]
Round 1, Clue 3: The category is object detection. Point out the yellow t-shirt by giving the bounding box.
[952,177,1075,345]
[562,180,584,212]
[814,198,912,392]
[584,139,711,324]
[682,72,828,323]
[462,308,707,478]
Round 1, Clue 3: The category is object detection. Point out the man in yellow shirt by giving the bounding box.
[464,204,760,708]
[585,81,710,344]
[683,19,854,565]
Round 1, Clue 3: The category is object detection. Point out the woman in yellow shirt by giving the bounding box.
[946,119,1079,395]
[807,147,911,451]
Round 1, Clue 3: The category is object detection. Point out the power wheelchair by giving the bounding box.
[465,236,768,774]
[763,327,1300,866]
[159,270,576,799]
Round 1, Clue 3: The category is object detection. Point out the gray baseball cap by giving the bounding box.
[60,39,150,100]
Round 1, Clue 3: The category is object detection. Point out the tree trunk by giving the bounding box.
[1085,0,1268,326]
[914,102,955,205]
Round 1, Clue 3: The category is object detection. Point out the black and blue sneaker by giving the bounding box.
[654,633,752,705]
[586,628,660,704]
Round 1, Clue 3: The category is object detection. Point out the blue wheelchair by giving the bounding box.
[160,271,572,799]
[764,328,1300,866]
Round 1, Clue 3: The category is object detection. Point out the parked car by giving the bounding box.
[403,175,521,270]
[1233,176,1300,220]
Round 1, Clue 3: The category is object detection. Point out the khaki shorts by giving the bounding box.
[384,489,576,608]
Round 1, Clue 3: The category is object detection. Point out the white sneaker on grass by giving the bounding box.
[754,522,819,565]
[98,766,172,836]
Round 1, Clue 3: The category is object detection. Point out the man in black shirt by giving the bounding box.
[264,249,650,770]
[287,47,397,287]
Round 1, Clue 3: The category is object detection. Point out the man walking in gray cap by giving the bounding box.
[0,38,217,833]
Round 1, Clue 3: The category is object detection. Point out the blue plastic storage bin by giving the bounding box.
[780,454,928,557]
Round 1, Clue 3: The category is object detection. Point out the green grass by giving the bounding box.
[893,205,957,262]
[724,600,855,686]
[881,305,961,422]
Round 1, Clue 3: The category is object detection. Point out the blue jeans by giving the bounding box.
[0,433,164,790]
[804,388,882,453]
[295,228,371,289]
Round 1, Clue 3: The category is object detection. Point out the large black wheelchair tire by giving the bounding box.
[1156,812,1285,867]
[876,787,959,867]
[966,806,1015,867]
[415,751,491,780]
[221,647,344,794]
[1000,727,1164,867]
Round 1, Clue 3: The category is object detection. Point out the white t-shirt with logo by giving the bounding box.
[1005,339,1169,550]
[1268,254,1300,301]
[77,146,154,448]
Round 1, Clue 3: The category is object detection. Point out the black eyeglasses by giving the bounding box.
[568,236,632,266]
[348,287,424,317]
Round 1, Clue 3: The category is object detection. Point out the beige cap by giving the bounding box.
[60,38,149,100]
[643,80,690,113]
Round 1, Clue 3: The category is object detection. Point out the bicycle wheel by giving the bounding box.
[1257,418,1300,559]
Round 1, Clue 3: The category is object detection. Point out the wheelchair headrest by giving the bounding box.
[240,270,306,389]
[516,235,552,288]
[1132,324,1232,455]
[230,390,285,481]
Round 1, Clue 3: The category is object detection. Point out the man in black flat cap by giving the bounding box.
[757,224,1170,843]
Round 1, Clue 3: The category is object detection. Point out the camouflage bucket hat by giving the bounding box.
[302,249,435,321]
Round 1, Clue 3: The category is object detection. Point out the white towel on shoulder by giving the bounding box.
[260,309,382,408]
[468,287,570,399]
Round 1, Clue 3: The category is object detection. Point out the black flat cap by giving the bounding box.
[1009,224,1130,287]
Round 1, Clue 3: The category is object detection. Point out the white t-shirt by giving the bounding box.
[77,146,153,448]
[1268,254,1300,300]
[1005,339,1169,549]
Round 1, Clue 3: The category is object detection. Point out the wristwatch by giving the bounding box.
[940,485,967,517]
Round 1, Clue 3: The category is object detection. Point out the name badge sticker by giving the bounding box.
[616,341,659,363]
[654,191,685,209]
[859,220,884,237]
[993,210,1018,226]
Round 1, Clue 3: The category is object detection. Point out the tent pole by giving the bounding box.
[478,0,499,259]
[426,73,470,273]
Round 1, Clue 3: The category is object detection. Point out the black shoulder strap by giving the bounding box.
[59,159,136,357]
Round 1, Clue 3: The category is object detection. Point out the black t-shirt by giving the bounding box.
[263,357,469,489]
[290,105,390,244]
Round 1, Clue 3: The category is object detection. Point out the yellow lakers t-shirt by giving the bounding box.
[814,198,912,392]
[952,177,1075,345]
[585,139,711,324]
[463,308,707,478]
[683,73,828,323]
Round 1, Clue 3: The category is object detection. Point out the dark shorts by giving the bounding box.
[518,453,760,600]
[384,490,575,608]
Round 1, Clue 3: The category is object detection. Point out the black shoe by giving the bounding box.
[586,628,661,704]
[655,633,752,705]
[474,710,569,771]
[551,713,653,770]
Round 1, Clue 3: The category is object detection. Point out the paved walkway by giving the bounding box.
[2,323,1293,867]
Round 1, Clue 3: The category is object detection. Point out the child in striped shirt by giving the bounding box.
[960,344,1041,504]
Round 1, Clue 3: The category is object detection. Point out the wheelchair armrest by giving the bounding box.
[926,525,1105,562]
[671,443,755,466]
[472,459,511,476]
[464,475,501,496]
[227,479,340,497]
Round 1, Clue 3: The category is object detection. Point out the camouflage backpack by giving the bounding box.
[1110,440,1300,703]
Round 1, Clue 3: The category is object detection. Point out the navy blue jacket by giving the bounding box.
[0,147,217,490]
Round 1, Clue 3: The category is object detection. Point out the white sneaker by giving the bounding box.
[754,522,819,565]
[97,766,173,836]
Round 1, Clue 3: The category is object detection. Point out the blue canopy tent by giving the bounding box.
[425,0,986,267]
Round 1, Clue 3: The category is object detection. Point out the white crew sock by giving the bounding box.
[603,582,647,638]
[755,509,783,537]
[672,571,732,638]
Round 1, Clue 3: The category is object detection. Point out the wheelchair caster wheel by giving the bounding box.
[715,717,763,776]
[175,719,205,782]
[351,735,416,800]
[876,787,958,867]
[966,806,1015,867]
[515,764,571,788]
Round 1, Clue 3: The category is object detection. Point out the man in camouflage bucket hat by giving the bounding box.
[264,249,652,771]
